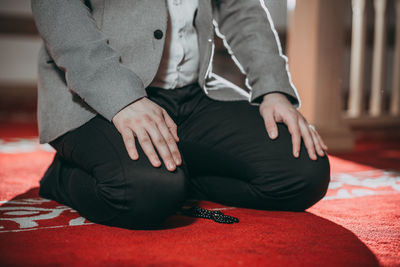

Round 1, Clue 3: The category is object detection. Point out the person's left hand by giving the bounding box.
[259,92,328,160]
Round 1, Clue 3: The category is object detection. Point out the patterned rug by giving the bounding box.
[0,121,399,266]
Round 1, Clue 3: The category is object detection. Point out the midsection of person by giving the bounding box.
[150,0,200,89]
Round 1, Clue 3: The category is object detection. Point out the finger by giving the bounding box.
[315,131,328,150]
[145,122,176,171]
[309,128,325,157]
[121,129,139,160]
[156,118,182,166]
[261,108,279,139]
[162,109,179,142]
[299,122,317,160]
[135,128,162,168]
[284,116,301,158]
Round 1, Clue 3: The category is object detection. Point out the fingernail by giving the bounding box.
[168,162,175,170]
[269,131,277,139]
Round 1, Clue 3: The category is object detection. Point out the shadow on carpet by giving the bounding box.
[0,187,380,267]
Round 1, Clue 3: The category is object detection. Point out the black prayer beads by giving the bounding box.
[180,206,239,224]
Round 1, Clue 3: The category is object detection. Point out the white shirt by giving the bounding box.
[149,0,200,89]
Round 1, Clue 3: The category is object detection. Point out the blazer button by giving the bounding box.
[153,29,163,40]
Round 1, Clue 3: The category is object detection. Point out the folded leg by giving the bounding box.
[178,97,330,211]
[40,115,188,229]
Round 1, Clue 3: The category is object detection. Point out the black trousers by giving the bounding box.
[39,82,330,229]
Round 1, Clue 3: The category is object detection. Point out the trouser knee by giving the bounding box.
[253,154,330,212]
[103,167,188,229]
[288,154,331,211]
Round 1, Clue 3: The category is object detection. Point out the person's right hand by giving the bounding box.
[112,97,181,172]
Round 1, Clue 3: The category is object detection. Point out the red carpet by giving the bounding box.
[0,120,399,266]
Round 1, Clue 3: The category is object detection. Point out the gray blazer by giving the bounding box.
[31,0,300,144]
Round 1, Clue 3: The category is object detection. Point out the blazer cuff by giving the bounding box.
[67,64,147,122]
[248,72,300,108]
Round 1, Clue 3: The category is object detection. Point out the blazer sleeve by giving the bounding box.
[213,0,301,108]
[31,0,147,121]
